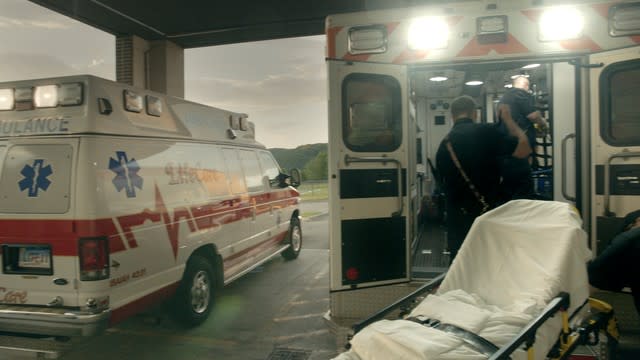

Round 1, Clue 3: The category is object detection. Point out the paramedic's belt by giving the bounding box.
[406,316,502,358]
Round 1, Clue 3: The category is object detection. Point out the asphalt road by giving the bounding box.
[57,209,334,360]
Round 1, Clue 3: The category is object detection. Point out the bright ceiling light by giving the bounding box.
[511,74,530,79]
[522,63,540,69]
[465,80,484,86]
[504,83,513,88]
[429,75,448,82]
[539,6,584,41]
[408,17,449,50]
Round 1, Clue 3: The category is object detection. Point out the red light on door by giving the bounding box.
[345,267,359,281]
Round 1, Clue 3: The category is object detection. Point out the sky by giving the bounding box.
[0,0,328,149]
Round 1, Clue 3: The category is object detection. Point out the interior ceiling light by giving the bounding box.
[511,74,530,79]
[504,83,513,88]
[429,75,448,82]
[522,63,540,69]
[465,80,484,86]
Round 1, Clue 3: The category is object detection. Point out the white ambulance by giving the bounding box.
[325,0,640,329]
[0,75,302,337]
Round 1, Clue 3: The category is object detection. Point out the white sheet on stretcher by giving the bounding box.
[334,200,592,360]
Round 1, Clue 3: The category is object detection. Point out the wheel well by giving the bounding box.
[191,244,223,288]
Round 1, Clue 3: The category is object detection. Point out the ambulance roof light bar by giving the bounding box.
[408,16,449,50]
[539,6,584,41]
[0,83,83,111]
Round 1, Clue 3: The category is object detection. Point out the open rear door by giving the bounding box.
[328,60,411,293]
[588,47,640,254]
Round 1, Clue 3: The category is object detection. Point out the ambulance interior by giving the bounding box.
[409,60,558,275]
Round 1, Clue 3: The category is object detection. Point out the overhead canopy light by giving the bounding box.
[539,6,584,41]
[522,63,540,69]
[408,16,449,50]
[609,3,640,36]
[348,25,387,54]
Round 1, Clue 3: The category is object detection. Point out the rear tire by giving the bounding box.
[282,217,302,260]
[171,255,216,327]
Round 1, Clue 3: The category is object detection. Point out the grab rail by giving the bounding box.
[603,151,640,217]
[344,154,404,217]
[561,134,576,202]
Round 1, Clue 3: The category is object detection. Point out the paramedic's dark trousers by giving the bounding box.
[501,157,535,200]
[446,209,475,265]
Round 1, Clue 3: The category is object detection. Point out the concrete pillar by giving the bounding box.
[116,35,184,98]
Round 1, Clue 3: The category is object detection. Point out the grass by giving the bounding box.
[297,181,328,201]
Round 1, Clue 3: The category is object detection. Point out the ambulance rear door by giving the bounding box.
[588,46,640,254]
[328,60,412,292]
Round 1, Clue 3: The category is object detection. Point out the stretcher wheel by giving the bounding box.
[282,217,302,260]
[171,255,216,326]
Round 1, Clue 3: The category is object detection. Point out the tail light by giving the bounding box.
[79,237,109,281]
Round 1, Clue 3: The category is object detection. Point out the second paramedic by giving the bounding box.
[498,75,548,200]
[436,96,530,263]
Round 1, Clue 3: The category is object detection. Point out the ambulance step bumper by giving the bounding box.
[0,304,110,337]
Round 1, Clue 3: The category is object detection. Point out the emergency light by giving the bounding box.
[146,95,162,116]
[408,16,449,50]
[34,85,58,108]
[0,89,13,111]
[348,25,387,54]
[0,83,83,110]
[124,90,143,113]
[539,6,584,41]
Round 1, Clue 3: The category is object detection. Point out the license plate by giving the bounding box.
[18,247,51,269]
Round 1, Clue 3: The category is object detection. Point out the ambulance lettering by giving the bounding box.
[0,116,69,136]
[0,288,28,304]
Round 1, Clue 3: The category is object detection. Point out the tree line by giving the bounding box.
[269,143,328,180]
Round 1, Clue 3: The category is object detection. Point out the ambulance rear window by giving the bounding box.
[600,59,640,146]
[0,144,72,213]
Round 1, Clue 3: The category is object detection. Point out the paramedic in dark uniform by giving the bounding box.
[588,209,640,314]
[499,76,548,199]
[436,96,530,264]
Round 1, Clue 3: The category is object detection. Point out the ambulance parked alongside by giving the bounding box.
[0,75,302,337]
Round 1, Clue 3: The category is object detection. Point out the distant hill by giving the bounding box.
[269,143,327,171]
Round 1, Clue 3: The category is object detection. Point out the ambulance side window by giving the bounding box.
[222,149,247,195]
[600,59,640,146]
[259,151,281,189]
[238,149,263,193]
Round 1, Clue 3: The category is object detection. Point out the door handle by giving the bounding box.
[561,133,576,201]
[603,151,640,217]
[345,154,404,217]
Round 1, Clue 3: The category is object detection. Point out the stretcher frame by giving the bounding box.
[348,273,619,360]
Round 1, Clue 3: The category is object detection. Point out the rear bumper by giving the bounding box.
[0,304,110,337]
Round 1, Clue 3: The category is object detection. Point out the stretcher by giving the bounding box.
[333,200,619,360]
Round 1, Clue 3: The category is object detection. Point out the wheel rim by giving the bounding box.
[190,270,210,314]
[291,225,302,252]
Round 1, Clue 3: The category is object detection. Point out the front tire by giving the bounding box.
[172,255,216,327]
[282,217,302,260]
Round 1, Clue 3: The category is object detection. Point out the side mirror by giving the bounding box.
[289,168,301,188]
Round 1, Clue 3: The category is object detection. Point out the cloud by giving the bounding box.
[0,15,69,30]
[187,62,326,113]
[0,53,114,81]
